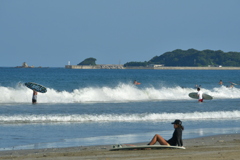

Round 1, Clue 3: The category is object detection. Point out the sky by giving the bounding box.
[1,0,240,67]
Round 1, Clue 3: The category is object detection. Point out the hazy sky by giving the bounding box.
[1,0,240,67]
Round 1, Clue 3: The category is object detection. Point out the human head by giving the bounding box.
[171,119,184,130]
[197,87,200,91]
[171,119,182,125]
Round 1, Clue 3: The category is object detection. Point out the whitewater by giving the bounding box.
[1,83,240,103]
[0,110,240,124]
[0,68,240,150]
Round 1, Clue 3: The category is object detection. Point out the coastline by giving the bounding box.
[1,134,239,160]
[2,66,240,70]
[65,65,240,70]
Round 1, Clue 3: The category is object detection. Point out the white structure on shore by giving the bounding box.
[65,64,124,69]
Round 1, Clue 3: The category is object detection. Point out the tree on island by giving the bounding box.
[124,49,240,67]
[78,57,97,65]
[124,61,149,67]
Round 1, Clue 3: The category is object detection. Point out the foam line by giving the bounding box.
[0,110,239,124]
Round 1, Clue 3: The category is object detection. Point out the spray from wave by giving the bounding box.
[0,83,240,103]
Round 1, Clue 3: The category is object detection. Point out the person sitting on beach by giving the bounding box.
[148,119,184,146]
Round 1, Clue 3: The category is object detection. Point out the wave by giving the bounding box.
[1,110,240,124]
[0,83,240,103]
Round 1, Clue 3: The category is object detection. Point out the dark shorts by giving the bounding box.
[32,99,37,103]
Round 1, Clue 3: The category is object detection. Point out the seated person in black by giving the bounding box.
[148,119,184,146]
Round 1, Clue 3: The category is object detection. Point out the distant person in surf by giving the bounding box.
[133,80,141,85]
[32,90,37,104]
[197,87,203,102]
[147,119,184,146]
[219,80,223,85]
[194,84,201,89]
[229,83,234,88]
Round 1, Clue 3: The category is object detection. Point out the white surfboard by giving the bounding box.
[110,145,185,151]
[229,82,237,85]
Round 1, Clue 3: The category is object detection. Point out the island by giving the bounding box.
[16,62,35,68]
[15,62,46,68]
[65,49,240,70]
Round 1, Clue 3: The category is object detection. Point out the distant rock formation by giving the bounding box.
[22,62,28,67]
[16,62,34,68]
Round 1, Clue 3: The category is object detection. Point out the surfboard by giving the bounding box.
[110,145,185,151]
[188,92,213,100]
[25,82,47,93]
[229,82,238,85]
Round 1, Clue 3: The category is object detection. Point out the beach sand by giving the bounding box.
[0,134,239,160]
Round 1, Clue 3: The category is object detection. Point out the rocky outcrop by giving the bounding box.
[16,62,34,68]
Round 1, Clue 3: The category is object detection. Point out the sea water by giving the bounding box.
[0,68,240,150]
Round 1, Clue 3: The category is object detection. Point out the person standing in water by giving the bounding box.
[219,80,223,85]
[197,87,203,102]
[32,90,38,104]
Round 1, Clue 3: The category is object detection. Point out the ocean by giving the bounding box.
[0,68,240,150]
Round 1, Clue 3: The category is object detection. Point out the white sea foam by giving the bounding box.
[0,110,240,124]
[0,83,240,103]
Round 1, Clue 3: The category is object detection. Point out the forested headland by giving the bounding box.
[124,49,240,67]
[78,58,96,65]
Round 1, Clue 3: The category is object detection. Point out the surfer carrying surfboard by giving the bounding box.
[197,87,203,102]
[147,119,184,146]
[32,90,38,104]
[24,82,47,104]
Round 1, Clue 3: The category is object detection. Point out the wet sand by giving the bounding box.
[0,134,240,160]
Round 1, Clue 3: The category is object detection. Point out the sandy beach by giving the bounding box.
[0,134,239,160]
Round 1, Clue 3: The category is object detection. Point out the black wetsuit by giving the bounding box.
[167,127,183,146]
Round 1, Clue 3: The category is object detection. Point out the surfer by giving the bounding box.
[194,84,201,89]
[219,80,223,85]
[32,90,37,104]
[133,80,141,85]
[229,83,234,88]
[197,87,203,102]
[147,119,184,146]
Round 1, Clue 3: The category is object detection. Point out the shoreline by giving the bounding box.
[1,133,240,160]
[65,65,240,70]
[1,66,240,70]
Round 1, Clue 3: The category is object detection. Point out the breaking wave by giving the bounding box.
[1,110,240,124]
[0,83,240,103]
